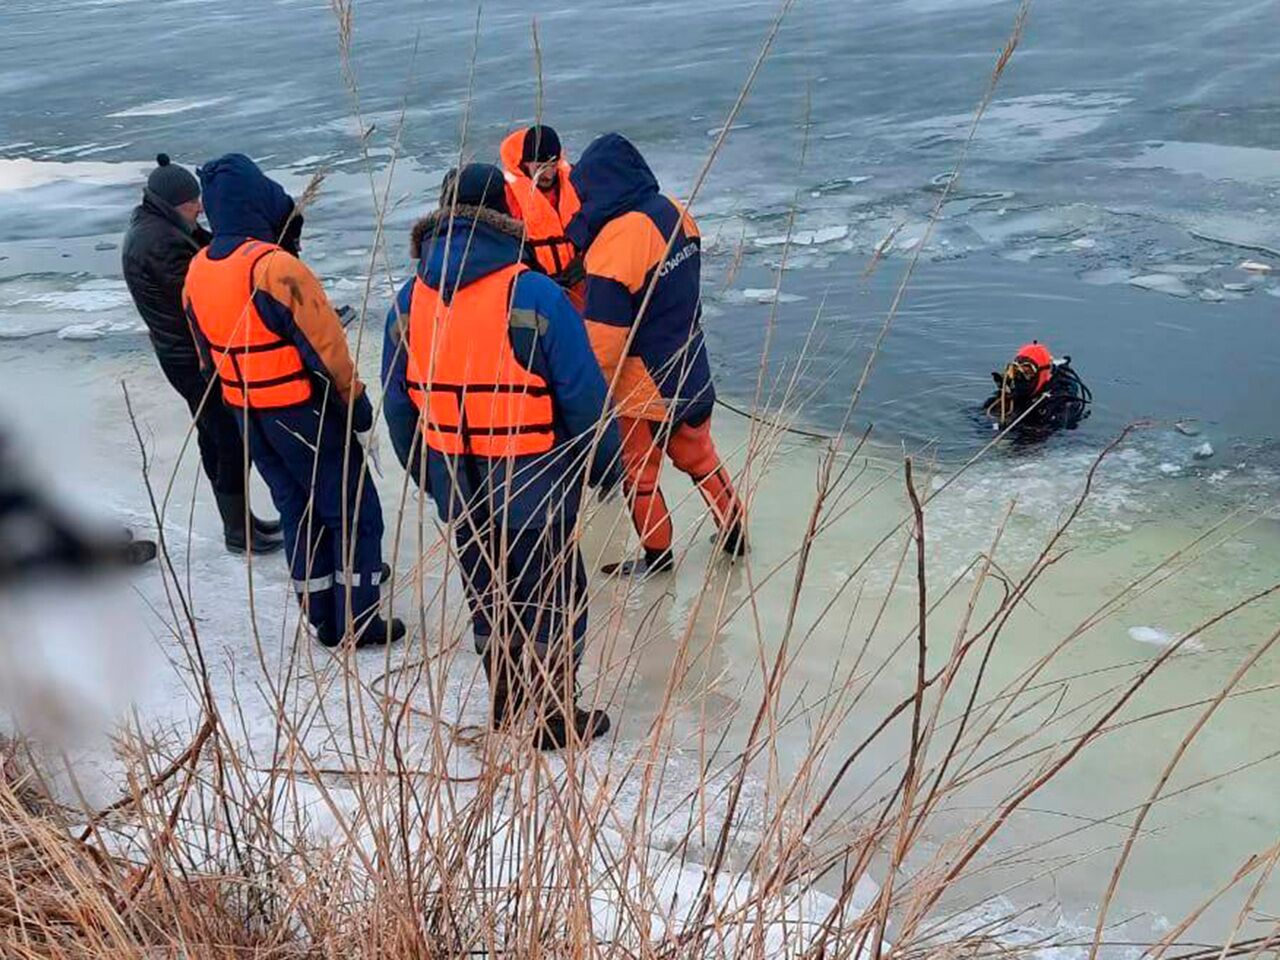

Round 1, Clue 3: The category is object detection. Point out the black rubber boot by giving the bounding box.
[601,546,674,578]
[216,496,284,555]
[354,616,406,649]
[313,615,341,648]
[531,660,611,751]
[482,646,524,731]
[216,493,284,556]
[720,522,748,558]
[252,514,284,539]
[535,703,611,751]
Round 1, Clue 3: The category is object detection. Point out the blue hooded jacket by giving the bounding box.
[381,291,420,480]
[384,202,622,529]
[198,153,296,258]
[192,153,371,430]
[566,133,660,252]
[567,134,715,426]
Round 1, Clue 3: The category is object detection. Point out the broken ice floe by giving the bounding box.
[0,276,138,338]
[1079,266,1133,286]
[1153,263,1212,276]
[732,288,808,305]
[1128,626,1204,652]
[106,96,232,119]
[1128,274,1193,298]
[0,157,148,191]
[810,175,872,196]
[58,320,137,341]
[753,225,850,248]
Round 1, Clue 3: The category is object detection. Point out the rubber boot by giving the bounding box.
[253,514,284,539]
[601,546,674,578]
[309,593,342,647]
[353,616,406,649]
[482,646,524,731]
[215,493,284,555]
[532,659,610,751]
[720,522,748,558]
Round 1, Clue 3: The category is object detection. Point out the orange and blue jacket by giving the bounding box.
[567,133,714,425]
[182,154,371,427]
[499,128,582,283]
[383,203,622,529]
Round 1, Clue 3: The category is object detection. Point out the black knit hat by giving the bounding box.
[146,153,200,207]
[520,125,561,165]
[451,163,509,215]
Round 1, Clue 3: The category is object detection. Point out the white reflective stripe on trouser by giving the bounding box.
[334,569,384,588]
[292,574,336,593]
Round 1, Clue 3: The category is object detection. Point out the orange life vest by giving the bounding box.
[185,241,311,409]
[405,262,555,458]
[499,129,581,278]
[1014,342,1054,394]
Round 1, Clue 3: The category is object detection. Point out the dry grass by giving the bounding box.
[3,1,1279,958]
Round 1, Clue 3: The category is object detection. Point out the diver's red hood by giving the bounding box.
[1015,342,1054,392]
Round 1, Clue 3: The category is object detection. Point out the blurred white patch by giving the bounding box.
[0,576,155,749]
[1127,625,1204,653]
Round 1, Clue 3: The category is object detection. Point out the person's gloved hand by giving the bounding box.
[590,456,624,501]
[336,304,358,328]
[351,390,374,433]
[556,256,586,289]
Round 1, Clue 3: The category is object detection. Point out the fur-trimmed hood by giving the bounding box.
[410,204,533,303]
[409,204,526,259]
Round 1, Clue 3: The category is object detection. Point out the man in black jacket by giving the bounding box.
[122,154,282,554]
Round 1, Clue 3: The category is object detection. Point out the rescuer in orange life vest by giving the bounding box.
[183,154,404,649]
[567,133,747,578]
[388,163,622,750]
[499,125,585,307]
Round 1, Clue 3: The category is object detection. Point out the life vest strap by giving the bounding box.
[222,370,313,390]
[425,422,555,437]
[409,381,551,397]
[526,235,571,249]
[205,337,294,356]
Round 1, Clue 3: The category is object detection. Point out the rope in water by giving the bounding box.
[714,397,842,442]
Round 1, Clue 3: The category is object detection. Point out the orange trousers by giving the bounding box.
[618,415,745,554]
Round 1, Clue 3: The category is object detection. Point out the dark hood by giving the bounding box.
[198,153,296,257]
[412,204,529,303]
[566,133,660,250]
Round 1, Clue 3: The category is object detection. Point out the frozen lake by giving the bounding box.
[1,0,1278,952]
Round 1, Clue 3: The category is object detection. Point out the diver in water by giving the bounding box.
[983,341,1091,438]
